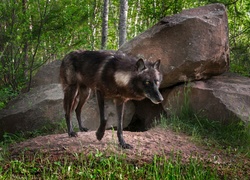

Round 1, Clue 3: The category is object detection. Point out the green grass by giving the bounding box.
[0,149,220,180]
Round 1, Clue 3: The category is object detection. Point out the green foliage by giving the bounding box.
[225,0,250,77]
[0,85,19,109]
[0,0,99,96]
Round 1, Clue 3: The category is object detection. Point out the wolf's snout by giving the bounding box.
[146,93,164,104]
[154,94,164,104]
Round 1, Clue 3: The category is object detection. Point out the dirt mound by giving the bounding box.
[10,128,224,163]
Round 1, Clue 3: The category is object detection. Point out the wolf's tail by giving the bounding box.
[60,52,78,91]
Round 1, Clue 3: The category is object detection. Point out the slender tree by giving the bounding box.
[101,0,109,50]
[118,0,128,47]
[22,0,29,78]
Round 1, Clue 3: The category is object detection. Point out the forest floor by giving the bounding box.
[9,128,250,178]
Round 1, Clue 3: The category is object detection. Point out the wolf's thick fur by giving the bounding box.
[60,50,163,149]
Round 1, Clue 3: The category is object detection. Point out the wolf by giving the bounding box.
[60,50,163,149]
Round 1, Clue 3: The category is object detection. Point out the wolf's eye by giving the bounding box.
[145,81,150,85]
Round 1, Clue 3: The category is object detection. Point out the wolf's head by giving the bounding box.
[135,59,164,104]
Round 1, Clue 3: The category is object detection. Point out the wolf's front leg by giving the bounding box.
[116,100,133,149]
[65,114,77,137]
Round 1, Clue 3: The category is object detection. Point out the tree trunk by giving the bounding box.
[101,0,109,50]
[22,0,29,78]
[119,0,128,47]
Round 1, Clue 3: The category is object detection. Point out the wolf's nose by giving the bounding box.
[158,94,164,103]
[153,96,164,104]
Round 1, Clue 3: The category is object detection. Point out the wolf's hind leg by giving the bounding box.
[75,86,90,132]
[64,85,79,137]
[96,90,107,141]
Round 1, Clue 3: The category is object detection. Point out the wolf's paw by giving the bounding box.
[69,132,78,137]
[96,130,105,141]
[80,127,88,132]
[120,143,133,149]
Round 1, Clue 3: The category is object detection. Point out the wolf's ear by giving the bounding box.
[153,59,161,70]
[136,58,146,72]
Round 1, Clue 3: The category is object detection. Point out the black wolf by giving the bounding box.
[60,50,163,149]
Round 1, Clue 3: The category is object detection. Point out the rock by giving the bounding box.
[30,60,61,88]
[162,73,250,124]
[119,3,229,88]
[0,84,64,139]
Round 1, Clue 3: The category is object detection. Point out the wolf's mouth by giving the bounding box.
[145,93,164,104]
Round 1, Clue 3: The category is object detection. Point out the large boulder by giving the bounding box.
[162,73,250,124]
[30,60,61,88]
[0,84,64,138]
[119,3,229,88]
